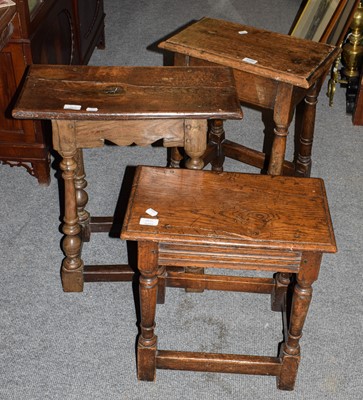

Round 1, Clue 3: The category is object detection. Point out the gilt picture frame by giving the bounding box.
[290,0,360,45]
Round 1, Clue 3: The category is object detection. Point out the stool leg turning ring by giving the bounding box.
[74,149,91,242]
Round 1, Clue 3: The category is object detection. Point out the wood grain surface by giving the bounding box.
[160,17,340,89]
[122,166,337,252]
[12,64,243,120]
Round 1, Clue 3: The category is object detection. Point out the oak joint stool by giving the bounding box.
[159,17,341,177]
[12,64,242,292]
[121,166,337,390]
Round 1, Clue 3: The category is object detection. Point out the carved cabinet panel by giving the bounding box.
[0,0,105,185]
[30,0,77,65]
[75,0,105,63]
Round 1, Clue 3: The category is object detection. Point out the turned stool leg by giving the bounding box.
[137,242,159,381]
[277,253,322,390]
[209,119,226,172]
[170,147,184,168]
[295,81,321,177]
[268,83,294,176]
[271,272,291,312]
[184,119,207,291]
[184,119,207,170]
[60,150,84,292]
[157,265,166,304]
[74,149,91,242]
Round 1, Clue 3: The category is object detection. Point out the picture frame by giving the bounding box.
[327,0,361,45]
[290,0,360,45]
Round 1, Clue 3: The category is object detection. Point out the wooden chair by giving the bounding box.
[121,166,337,390]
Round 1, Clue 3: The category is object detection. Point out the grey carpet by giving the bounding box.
[1,1,363,399]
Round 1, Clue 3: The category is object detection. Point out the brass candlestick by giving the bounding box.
[341,2,363,79]
[327,1,363,107]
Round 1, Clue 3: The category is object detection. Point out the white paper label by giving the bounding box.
[146,208,158,217]
[242,57,258,64]
[63,104,82,110]
[139,218,159,226]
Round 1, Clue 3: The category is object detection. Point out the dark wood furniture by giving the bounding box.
[0,3,16,51]
[159,17,340,176]
[353,65,363,125]
[12,64,243,292]
[0,0,105,185]
[121,166,337,390]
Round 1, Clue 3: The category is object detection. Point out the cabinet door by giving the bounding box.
[74,0,105,64]
[30,0,80,64]
[0,42,36,143]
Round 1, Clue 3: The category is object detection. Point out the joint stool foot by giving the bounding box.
[276,350,300,390]
[137,340,158,381]
[185,267,205,293]
[61,264,84,292]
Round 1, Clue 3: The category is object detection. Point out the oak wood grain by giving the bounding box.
[159,17,340,89]
[12,64,243,120]
[121,167,337,253]
[123,166,337,389]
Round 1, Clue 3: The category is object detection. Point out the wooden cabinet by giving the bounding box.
[0,5,16,51]
[74,0,105,64]
[0,0,105,185]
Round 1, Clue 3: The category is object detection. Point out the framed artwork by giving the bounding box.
[327,0,361,44]
[290,0,360,45]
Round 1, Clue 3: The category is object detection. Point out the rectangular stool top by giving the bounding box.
[122,166,337,253]
[12,65,242,121]
[159,17,341,89]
